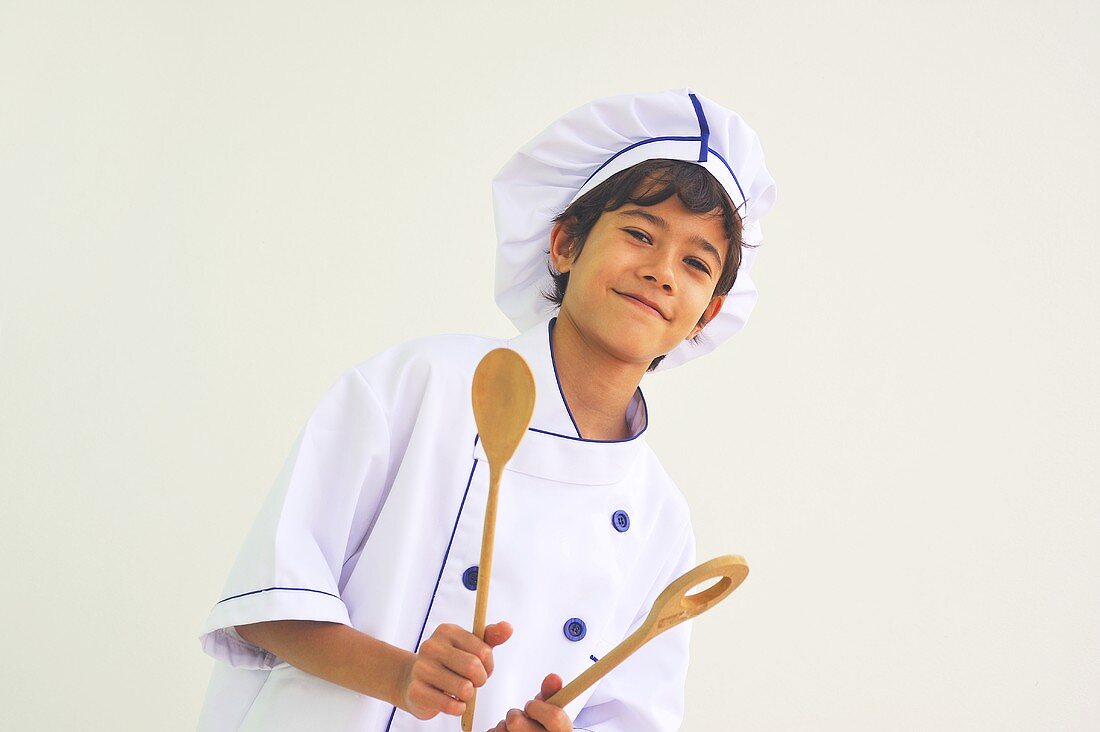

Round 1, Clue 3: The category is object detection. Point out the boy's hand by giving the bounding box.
[395,621,513,720]
[486,672,573,732]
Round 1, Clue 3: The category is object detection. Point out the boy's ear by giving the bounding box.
[689,295,726,340]
[549,219,576,274]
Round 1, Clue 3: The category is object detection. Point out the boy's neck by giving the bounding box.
[550,312,650,441]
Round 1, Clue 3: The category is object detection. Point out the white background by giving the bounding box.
[1,1,1097,729]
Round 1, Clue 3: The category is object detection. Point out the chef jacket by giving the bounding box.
[197,316,698,731]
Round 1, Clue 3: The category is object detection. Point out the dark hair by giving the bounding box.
[542,158,753,371]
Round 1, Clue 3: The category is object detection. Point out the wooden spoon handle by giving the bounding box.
[461,465,502,730]
[546,623,649,708]
[470,464,502,638]
[546,555,749,709]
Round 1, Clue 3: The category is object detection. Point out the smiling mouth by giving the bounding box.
[615,291,666,320]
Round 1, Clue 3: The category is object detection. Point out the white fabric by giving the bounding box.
[198,317,696,731]
[492,86,777,370]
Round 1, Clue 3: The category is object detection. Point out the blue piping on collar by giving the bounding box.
[547,318,582,438]
[542,317,650,444]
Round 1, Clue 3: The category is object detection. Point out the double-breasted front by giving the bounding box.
[198,317,697,731]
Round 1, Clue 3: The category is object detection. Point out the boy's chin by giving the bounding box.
[591,328,671,366]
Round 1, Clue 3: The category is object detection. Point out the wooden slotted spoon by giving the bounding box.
[462,348,536,732]
[546,554,750,709]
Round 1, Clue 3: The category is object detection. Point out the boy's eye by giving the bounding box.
[627,228,711,275]
[686,258,711,275]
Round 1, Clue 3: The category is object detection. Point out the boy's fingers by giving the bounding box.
[445,626,495,673]
[425,652,482,696]
[505,707,540,731]
[524,699,571,731]
[410,679,466,717]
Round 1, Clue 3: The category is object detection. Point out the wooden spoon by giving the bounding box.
[462,348,536,731]
[546,554,750,709]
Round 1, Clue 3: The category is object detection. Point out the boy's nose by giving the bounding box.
[640,249,678,292]
[642,256,673,290]
[642,272,668,292]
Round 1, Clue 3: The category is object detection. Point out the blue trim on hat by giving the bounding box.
[581,135,697,187]
[708,146,747,203]
[579,136,746,207]
[688,93,710,162]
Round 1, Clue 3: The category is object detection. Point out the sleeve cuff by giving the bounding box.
[198,587,353,670]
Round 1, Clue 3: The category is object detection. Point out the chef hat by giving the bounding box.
[491,87,777,370]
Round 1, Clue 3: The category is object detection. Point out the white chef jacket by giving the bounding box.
[197,317,697,731]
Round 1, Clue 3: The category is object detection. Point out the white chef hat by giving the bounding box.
[491,86,777,370]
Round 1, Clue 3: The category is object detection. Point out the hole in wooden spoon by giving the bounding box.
[681,576,733,610]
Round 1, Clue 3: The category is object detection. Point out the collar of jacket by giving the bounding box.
[471,316,650,486]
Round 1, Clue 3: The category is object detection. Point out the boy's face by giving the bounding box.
[549,194,728,367]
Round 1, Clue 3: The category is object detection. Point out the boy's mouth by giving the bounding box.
[614,290,667,320]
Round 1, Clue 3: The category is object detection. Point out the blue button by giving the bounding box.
[462,566,479,591]
[612,510,630,532]
[563,618,586,642]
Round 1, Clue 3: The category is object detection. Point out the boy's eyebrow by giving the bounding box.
[617,208,724,269]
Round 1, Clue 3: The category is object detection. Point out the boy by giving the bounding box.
[198,87,776,731]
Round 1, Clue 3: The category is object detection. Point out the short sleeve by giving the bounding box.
[198,366,392,669]
[572,518,697,732]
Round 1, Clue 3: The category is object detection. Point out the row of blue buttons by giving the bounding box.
[461,567,588,641]
[460,510,629,641]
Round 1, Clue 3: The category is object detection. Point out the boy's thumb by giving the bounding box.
[536,673,563,702]
[484,621,514,646]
